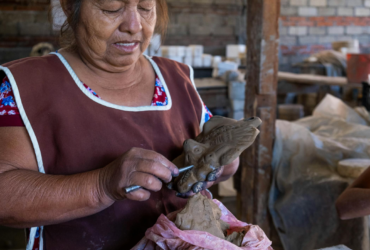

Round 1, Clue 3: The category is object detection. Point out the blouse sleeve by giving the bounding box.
[0,76,25,127]
[203,103,213,123]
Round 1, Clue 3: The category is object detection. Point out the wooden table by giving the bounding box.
[277,71,362,112]
[195,78,229,111]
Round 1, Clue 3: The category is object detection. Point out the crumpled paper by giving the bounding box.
[131,199,272,250]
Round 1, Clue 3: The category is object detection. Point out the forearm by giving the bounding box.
[0,167,113,228]
[336,188,370,220]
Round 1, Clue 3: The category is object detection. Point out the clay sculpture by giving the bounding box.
[175,193,230,240]
[171,116,262,194]
[175,193,247,247]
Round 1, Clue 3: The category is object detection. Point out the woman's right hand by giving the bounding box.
[98,148,179,202]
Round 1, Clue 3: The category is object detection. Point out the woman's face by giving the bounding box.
[75,0,157,71]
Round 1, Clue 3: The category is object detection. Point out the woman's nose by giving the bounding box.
[119,8,142,35]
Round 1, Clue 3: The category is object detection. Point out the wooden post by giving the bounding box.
[239,0,280,238]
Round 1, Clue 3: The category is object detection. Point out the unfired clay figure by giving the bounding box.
[171,116,262,194]
[175,193,247,247]
[175,193,230,240]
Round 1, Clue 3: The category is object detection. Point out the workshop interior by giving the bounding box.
[1,0,370,250]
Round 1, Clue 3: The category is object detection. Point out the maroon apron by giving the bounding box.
[2,54,202,249]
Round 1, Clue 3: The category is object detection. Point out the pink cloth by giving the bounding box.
[131,199,273,250]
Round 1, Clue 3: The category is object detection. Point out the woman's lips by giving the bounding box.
[113,42,139,53]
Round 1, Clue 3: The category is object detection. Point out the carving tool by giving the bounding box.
[125,165,194,193]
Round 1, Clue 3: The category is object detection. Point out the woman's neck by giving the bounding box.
[59,48,146,91]
[58,48,156,107]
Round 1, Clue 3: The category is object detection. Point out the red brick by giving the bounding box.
[296,21,315,26]
[310,44,329,52]
[280,16,289,21]
[336,20,351,26]
[345,17,358,22]
[353,20,368,26]
[326,16,342,22]
[292,45,308,50]
[282,21,296,26]
[280,44,332,56]
[290,17,306,22]
[282,51,297,56]
[281,46,297,56]
[309,17,326,22]
[311,44,327,48]
[317,21,333,26]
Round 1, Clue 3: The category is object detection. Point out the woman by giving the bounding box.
[336,167,370,220]
[0,0,239,249]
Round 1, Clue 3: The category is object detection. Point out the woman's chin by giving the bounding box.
[107,53,142,70]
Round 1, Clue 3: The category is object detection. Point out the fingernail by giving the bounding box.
[207,173,217,182]
[207,169,220,181]
[192,182,205,194]
[167,183,173,190]
[172,172,179,177]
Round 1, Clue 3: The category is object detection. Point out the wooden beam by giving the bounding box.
[278,72,348,86]
[238,0,280,239]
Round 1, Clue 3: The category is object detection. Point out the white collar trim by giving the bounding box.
[51,52,172,112]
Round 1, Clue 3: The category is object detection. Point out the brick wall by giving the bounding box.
[0,0,56,64]
[0,0,246,64]
[280,0,370,72]
[164,0,246,55]
[3,0,368,72]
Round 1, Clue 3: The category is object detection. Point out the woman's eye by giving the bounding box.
[103,9,121,14]
[138,7,151,12]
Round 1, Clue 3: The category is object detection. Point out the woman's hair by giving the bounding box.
[59,0,169,48]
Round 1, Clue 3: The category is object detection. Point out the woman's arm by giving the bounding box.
[0,127,178,228]
[0,127,109,228]
[336,166,370,220]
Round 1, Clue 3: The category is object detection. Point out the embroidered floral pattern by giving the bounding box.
[0,79,11,93]
[204,104,212,123]
[0,77,20,116]
[83,83,101,99]
[152,77,168,106]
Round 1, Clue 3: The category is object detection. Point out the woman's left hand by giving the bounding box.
[175,158,239,198]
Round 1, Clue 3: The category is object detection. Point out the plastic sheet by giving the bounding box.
[132,199,272,250]
[269,94,370,250]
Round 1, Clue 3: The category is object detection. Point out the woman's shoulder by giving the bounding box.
[151,56,191,73]
[1,54,66,87]
[2,54,60,70]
